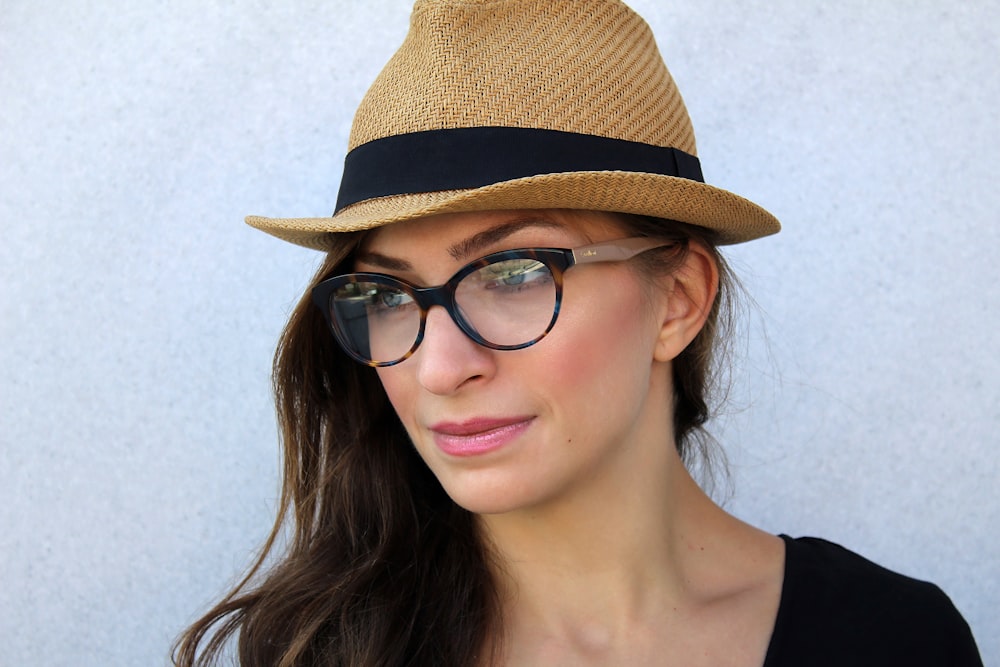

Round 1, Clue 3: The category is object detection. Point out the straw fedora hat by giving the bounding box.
[246,0,780,250]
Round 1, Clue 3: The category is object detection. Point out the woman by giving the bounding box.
[175,0,982,664]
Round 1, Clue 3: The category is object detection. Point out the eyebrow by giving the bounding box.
[356,217,564,271]
[447,217,563,261]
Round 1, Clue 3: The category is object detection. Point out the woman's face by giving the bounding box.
[358,209,680,516]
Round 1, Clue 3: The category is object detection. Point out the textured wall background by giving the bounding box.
[2,1,997,664]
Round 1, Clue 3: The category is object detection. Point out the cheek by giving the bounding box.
[539,273,659,398]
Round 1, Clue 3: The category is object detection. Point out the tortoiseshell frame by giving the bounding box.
[312,237,674,367]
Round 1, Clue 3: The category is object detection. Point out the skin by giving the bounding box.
[357,209,785,666]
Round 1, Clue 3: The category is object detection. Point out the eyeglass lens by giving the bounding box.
[330,256,557,364]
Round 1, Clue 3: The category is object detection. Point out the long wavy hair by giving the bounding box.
[172,213,738,666]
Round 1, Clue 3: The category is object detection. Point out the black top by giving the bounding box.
[763,536,983,666]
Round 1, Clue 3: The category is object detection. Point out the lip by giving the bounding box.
[429,416,535,457]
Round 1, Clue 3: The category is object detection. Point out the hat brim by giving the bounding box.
[245,170,780,251]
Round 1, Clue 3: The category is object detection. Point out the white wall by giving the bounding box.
[1,1,996,664]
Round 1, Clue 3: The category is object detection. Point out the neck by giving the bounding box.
[481,445,714,622]
[477,450,782,663]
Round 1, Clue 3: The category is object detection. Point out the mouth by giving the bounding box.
[429,416,535,457]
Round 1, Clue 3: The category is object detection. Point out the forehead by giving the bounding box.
[362,209,627,255]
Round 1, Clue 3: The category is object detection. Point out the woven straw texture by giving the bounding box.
[247,0,780,249]
[351,0,693,152]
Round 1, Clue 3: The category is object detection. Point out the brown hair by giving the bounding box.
[173,214,737,666]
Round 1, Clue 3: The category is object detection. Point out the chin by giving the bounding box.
[444,487,529,516]
[437,471,557,517]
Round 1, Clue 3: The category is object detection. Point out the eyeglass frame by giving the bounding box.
[312,236,679,367]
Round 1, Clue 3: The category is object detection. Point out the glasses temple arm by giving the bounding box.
[571,238,677,265]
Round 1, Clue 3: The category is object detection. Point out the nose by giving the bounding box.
[414,305,496,395]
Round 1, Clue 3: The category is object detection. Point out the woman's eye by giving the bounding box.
[367,288,413,313]
[482,260,547,289]
[500,271,526,286]
[380,291,405,307]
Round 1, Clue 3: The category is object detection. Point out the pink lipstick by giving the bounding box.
[429,417,534,457]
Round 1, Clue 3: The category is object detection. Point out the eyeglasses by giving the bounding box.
[312,237,677,367]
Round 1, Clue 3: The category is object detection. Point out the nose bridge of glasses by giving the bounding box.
[411,282,473,338]
[412,281,457,312]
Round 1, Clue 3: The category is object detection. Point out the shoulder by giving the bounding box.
[763,535,983,667]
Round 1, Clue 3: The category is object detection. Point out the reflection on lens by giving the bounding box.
[332,280,421,363]
[457,260,556,346]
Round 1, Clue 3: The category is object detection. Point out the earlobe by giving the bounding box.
[653,243,719,362]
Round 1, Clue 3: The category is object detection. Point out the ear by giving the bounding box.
[653,243,719,362]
